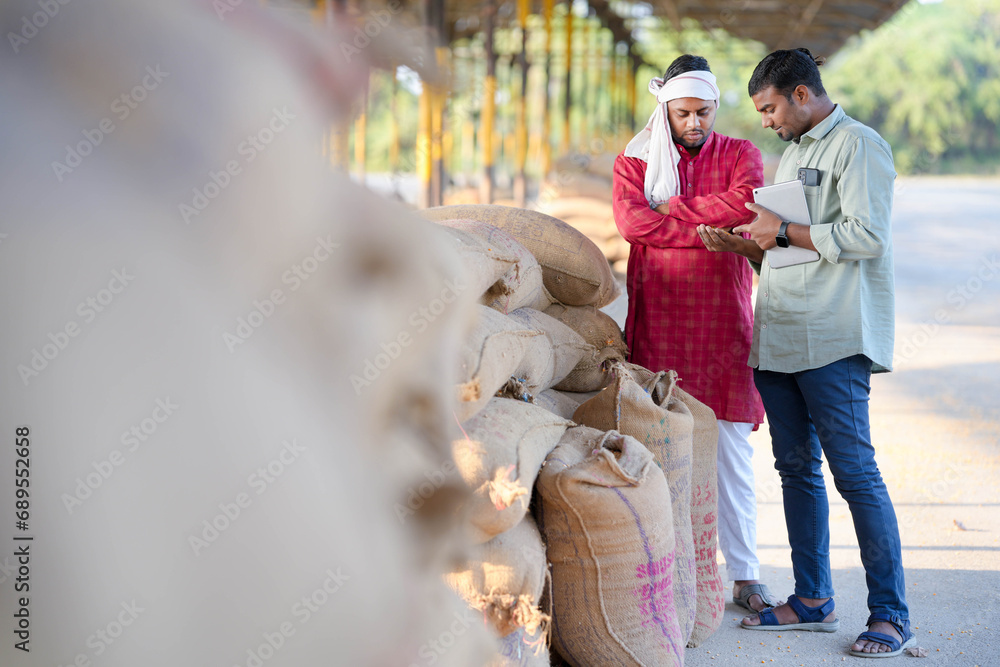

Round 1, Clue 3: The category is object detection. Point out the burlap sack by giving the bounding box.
[675,386,724,647]
[572,365,698,646]
[490,626,550,667]
[457,306,540,422]
[544,303,628,392]
[508,308,590,396]
[433,224,519,302]
[421,204,619,308]
[454,398,571,543]
[536,426,684,666]
[445,516,551,667]
[444,515,550,641]
[439,219,551,313]
[532,389,582,420]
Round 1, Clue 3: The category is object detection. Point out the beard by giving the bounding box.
[775,127,795,142]
[672,126,713,150]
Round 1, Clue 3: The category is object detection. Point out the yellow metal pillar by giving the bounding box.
[389,68,399,174]
[542,0,554,177]
[479,0,497,204]
[561,2,573,156]
[608,38,618,137]
[514,0,530,206]
[354,73,368,185]
[628,54,638,134]
[431,46,448,207]
[417,84,432,208]
[580,15,591,152]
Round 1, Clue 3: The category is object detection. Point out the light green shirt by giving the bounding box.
[749,105,896,373]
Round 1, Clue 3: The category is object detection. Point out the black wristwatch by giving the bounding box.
[775,220,791,248]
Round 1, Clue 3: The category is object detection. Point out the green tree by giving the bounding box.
[826,0,1000,174]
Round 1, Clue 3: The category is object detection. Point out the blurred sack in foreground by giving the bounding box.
[0,1,491,665]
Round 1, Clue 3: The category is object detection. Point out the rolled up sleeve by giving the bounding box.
[810,136,896,264]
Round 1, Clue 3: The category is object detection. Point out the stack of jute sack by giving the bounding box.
[536,153,630,274]
[422,204,725,666]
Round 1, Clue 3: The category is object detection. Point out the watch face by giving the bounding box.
[775,235,789,248]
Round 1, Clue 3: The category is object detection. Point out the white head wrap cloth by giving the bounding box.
[623,70,720,208]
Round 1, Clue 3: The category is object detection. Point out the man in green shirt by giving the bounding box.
[699,48,914,659]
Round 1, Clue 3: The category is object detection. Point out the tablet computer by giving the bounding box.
[753,180,820,269]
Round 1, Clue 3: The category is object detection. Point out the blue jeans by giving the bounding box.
[754,354,908,619]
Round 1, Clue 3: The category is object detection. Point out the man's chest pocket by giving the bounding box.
[803,184,822,225]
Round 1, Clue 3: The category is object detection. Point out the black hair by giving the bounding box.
[664,54,711,81]
[748,48,827,99]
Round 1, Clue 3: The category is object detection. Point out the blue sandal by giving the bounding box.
[741,594,840,632]
[848,613,915,658]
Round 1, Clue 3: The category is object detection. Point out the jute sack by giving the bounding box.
[674,386,724,647]
[438,219,551,313]
[508,308,590,396]
[572,365,698,646]
[490,626,550,667]
[444,515,550,637]
[444,515,551,666]
[421,204,619,308]
[433,224,519,302]
[454,398,571,543]
[536,426,684,666]
[532,389,582,421]
[544,303,628,392]
[457,306,540,423]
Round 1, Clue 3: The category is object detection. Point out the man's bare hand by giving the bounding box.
[654,201,670,215]
[697,225,764,263]
[733,202,781,250]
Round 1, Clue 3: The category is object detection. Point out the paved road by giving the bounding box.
[686,177,1000,666]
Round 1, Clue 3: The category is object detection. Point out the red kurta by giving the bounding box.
[613,131,765,424]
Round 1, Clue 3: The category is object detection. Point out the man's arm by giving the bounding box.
[612,154,705,249]
[664,141,764,228]
[811,136,894,263]
[735,136,894,259]
[735,202,817,251]
[697,224,764,264]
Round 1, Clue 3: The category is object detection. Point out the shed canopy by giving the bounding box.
[439,0,908,58]
[656,0,908,56]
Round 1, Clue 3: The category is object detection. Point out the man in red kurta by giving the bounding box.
[612,55,774,612]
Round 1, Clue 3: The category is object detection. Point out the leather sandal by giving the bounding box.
[733,583,780,611]
[741,594,840,632]
[848,613,915,658]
